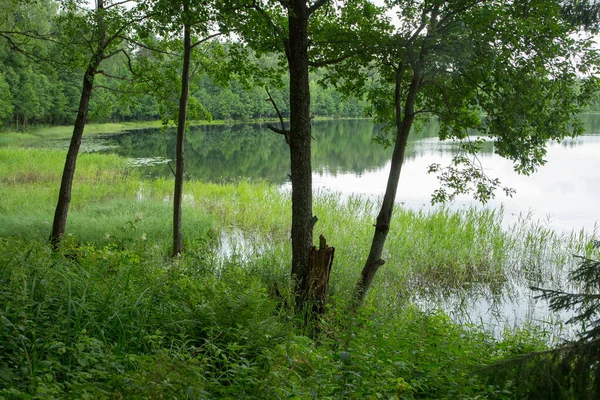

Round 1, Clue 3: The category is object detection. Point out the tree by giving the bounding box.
[171,2,194,257]
[0,72,13,122]
[13,68,41,129]
[327,0,599,306]
[269,0,320,304]
[227,0,329,307]
[0,0,59,129]
[230,0,380,313]
[561,0,600,28]
[136,0,224,257]
[50,0,146,247]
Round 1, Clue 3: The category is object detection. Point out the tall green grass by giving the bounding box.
[3,235,530,398]
[1,146,596,397]
[1,146,593,311]
[0,237,291,398]
[0,148,212,249]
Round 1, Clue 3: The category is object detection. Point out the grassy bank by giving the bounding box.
[0,117,370,147]
[1,120,185,147]
[0,147,596,398]
[1,121,157,147]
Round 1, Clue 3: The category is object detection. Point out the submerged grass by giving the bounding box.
[1,146,596,398]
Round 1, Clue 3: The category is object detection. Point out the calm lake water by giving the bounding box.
[101,116,600,234]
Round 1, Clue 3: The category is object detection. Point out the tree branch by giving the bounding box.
[267,123,288,135]
[119,35,177,56]
[105,0,135,10]
[93,84,129,93]
[250,1,289,57]
[0,32,61,66]
[252,1,284,36]
[190,32,221,49]
[309,52,357,67]
[97,70,131,81]
[408,22,427,43]
[265,87,289,143]
[308,0,329,16]
[0,29,61,44]
[103,47,129,60]
[102,12,155,52]
[167,161,176,177]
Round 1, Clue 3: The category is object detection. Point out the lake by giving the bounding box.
[99,116,600,234]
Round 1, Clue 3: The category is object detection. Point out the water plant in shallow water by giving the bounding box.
[479,256,600,398]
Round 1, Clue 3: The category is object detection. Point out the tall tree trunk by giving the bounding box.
[172,10,191,257]
[287,0,314,304]
[353,67,423,307]
[50,0,105,248]
[50,62,100,247]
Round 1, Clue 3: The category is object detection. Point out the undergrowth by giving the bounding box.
[0,237,526,399]
[1,146,597,398]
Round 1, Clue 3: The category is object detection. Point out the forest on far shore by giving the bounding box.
[0,0,367,131]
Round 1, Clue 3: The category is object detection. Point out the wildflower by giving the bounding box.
[104,233,110,241]
[141,233,147,241]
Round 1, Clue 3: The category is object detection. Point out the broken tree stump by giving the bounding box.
[306,235,335,316]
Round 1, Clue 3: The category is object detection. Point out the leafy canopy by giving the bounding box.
[325,0,600,203]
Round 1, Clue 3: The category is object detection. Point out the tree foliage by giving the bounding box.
[333,0,597,194]
[317,0,600,304]
[0,0,366,130]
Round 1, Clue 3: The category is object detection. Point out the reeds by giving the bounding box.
[1,146,597,397]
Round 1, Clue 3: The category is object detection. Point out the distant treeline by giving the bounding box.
[0,1,366,131]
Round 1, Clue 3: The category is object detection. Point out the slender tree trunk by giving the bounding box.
[287,0,314,304]
[50,62,100,247]
[353,68,423,307]
[50,0,106,248]
[172,11,191,257]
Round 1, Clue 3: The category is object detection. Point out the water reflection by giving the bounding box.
[102,115,600,233]
[309,134,600,233]
[103,120,397,183]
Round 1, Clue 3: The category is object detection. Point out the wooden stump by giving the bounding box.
[306,235,335,316]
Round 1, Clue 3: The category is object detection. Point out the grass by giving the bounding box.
[0,120,229,147]
[2,235,521,398]
[0,117,372,147]
[1,146,597,398]
[0,149,213,252]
